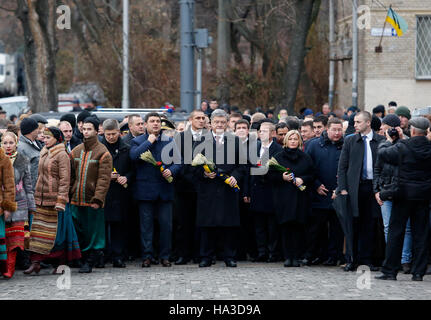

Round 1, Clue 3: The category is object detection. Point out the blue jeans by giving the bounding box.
[381,201,412,264]
[138,200,172,261]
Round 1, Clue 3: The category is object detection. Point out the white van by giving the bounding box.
[0,96,28,117]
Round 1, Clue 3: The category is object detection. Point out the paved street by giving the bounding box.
[1,261,431,300]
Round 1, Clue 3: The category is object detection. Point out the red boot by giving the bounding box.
[3,250,17,279]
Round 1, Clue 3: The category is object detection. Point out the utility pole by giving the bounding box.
[122,0,129,109]
[352,0,358,108]
[328,0,335,109]
[195,48,202,109]
[180,0,195,113]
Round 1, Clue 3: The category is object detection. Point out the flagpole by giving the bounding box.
[376,4,391,53]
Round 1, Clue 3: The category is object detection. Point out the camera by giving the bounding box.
[387,127,399,140]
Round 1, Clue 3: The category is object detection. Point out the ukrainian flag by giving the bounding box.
[385,7,408,36]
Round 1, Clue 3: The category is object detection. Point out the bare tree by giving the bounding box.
[16,0,58,112]
[280,0,320,115]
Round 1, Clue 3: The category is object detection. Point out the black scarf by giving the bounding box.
[104,138,121,157]
[283,147,300,161]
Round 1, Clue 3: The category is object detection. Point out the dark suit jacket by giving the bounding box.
[122,132,136,145]
[173,128,207,193]
[337,131,385,217]
[249,138,282,213]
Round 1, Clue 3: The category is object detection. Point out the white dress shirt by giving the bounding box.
[361,130,374,179]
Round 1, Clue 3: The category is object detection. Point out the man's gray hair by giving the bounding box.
[211,109,229,121]
[103,119,120,131]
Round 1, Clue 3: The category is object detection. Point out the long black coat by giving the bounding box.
[250,139,282,213]
[337,131,385,218]
[195,131,247,227]
[101,137,134,222]
[268,147,314,225]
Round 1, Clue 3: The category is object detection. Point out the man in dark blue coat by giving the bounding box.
[305,118,344,266]
[129,112,181,268]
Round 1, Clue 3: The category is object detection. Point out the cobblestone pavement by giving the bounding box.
[1,262,430,300]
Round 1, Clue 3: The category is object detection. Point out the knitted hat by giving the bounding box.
[395,106,411,120]
[77,110,92,123]
[409,117,430,131]
[382,114,401,128]
[60,113,77,129]
[20,118,39,135]
[83,116,99,131]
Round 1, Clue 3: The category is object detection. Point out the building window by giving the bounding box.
[416,16,431,79]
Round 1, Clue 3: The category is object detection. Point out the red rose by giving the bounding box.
[156,161,162,166]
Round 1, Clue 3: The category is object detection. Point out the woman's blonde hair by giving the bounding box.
[1,131,18,145]
[283,130,303,149]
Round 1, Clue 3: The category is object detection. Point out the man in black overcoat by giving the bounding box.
[337,111,385,271]
[101,119,134,267]
[173,110,207,265]
[234,118,259,261]
[195,109,247,268]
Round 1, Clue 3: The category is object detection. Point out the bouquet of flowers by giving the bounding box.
[140,151,173,183]
[267,157,306,191]
[112,167,127,188]
[191,153,240,192]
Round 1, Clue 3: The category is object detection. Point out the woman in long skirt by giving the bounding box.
[1,132,36,279]
[24,127,81,275]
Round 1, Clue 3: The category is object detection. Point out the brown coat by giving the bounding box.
[69,135,112,208]
[34,143,70,211]
[0,148,17,215]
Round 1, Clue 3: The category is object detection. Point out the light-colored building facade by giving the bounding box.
[335,0,431,112]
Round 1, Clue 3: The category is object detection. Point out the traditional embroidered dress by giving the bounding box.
[28,141,81,264]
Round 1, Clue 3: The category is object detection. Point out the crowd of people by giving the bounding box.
[1,99,431,282]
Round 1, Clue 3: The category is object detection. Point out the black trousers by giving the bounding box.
[237,202,257,260]
[281,222,303,260]
[353,181,377,265]
[382,199,430,276]
[200,227,237,262]
[254,211,279,258]
[125,199,141,259]
[305,208,344,260]
[174,192,200,260]
[105,221,126,260]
